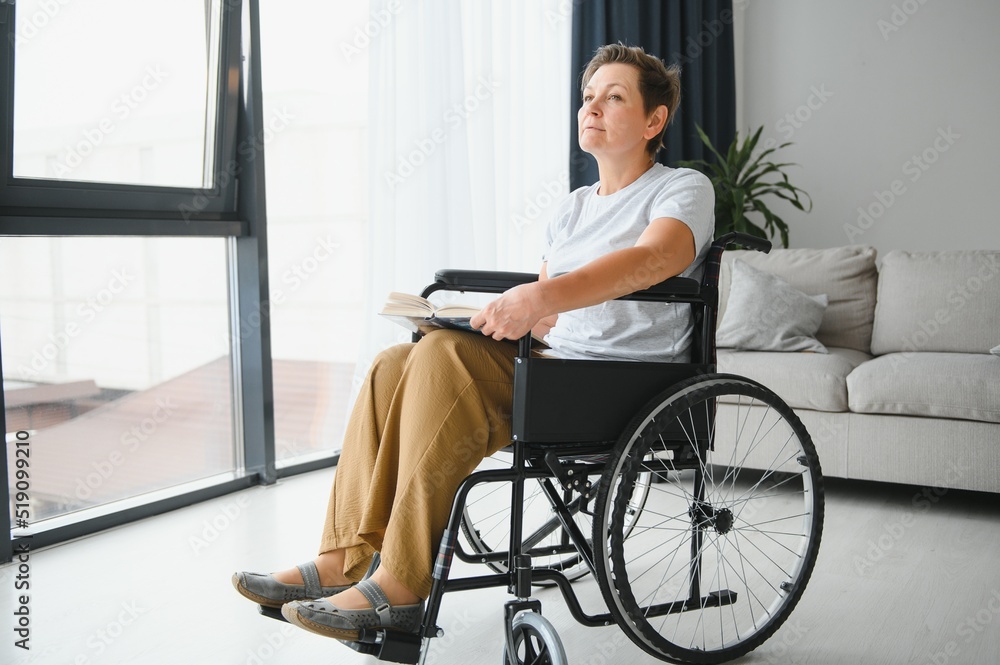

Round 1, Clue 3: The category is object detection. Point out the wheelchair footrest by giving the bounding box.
[257,604,286,622]
[346,628,423,664]
[256,605,422,664]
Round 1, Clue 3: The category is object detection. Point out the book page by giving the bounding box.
[435,304,481,317]
[381,292,434,316]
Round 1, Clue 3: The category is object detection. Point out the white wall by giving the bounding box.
[734,0,1000,254]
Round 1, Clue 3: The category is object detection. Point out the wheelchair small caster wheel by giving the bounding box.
[501,612,568,665]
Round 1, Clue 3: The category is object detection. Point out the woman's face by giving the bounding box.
[578,63,662,162]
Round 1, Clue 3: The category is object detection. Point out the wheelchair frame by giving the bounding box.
[259,232,824,665]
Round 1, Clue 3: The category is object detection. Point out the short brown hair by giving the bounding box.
[581,43,681,158]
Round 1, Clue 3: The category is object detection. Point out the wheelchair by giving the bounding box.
[259,232,825,664]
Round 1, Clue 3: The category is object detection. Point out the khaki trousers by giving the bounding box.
[319,329,519,598]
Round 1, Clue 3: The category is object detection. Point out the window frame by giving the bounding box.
[0,0,243,233]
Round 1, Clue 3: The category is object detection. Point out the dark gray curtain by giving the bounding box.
[570,0,736,189]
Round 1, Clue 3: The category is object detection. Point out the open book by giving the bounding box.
[380,292,481,335]
[379,292,548,347]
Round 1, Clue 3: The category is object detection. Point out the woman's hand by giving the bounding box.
[471,282,549,341]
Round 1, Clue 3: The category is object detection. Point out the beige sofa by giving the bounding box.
[714,246,1000,493]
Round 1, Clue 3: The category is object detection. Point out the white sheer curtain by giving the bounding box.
[351,0,571,393]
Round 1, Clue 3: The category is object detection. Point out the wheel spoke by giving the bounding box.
[729,444,802,511]
[726,479,806,506]
[734,515,807,562]
[725,529,771,627]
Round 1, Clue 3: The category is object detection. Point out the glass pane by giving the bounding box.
[1,238,235,526]
[259,0,370,464]
[12,0,222,188]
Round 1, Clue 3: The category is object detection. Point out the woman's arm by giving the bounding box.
[531,263,557,339]
[471,217,695,341]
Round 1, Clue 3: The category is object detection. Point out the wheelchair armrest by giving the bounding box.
[430,269,538,295]
[714,231,771,253]
[618,276,701,302]
[429,269,701,303]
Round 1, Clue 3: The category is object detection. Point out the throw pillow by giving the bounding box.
[717,259,829,353]
[991,344,1000,357]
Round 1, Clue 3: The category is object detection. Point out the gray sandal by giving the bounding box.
[232,561,353,608]
[281,578,424,640]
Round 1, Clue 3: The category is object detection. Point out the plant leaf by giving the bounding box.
[694,124,729,173]
[699,124,811,243]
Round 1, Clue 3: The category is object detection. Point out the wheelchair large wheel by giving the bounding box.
[593,374,824,664]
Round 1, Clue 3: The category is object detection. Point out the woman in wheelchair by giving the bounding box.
[233,44,822,665]
[236,39,710,637]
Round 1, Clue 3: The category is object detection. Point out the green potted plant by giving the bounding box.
[678,125,812,248]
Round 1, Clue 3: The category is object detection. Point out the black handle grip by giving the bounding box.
[715,232,772,253]
[433,269,538,291]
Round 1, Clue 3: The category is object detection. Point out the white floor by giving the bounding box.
[2,468,999,665]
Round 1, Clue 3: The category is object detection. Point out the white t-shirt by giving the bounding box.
[542,164,715,362]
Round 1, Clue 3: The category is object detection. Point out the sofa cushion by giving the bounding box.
[718,347,872,412]
[871,250,1000,355]
[720,246,878,353]
[716,259,829,353]
[847,352,1000,423]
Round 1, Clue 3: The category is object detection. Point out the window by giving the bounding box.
[1,237,236,525]
[11,0,222,189]
[1,1,262,560]
[1,0,239,220]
